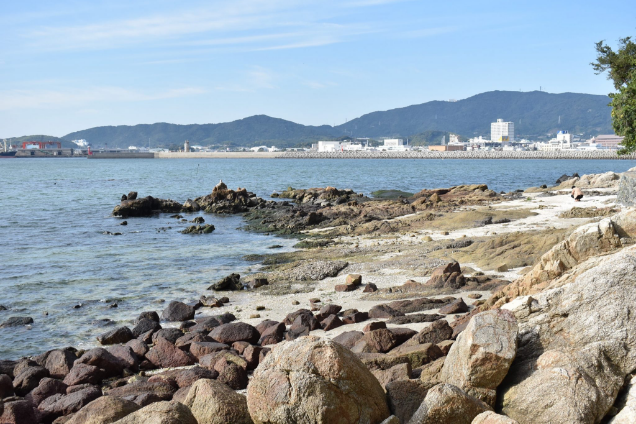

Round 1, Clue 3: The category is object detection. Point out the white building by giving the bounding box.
[536,131,574,151]
[317,141,342,152]
[491,119,515,142]
[382,138,411,151]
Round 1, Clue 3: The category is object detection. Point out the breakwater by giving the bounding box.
[278,150,636,159]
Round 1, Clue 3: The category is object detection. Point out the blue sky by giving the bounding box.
[1,0,634,138]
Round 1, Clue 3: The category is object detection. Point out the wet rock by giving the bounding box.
[132,319,161,338]
[63,364,105,386]
[405,319,453,346]
[97,326,133,345]
[386,379,437,424]
[409,383,492,424]
[152,328,184,344]
[183,378,252,424]
[441,309,518,406]
[0,317,33,328]
[162,301,195,322]
[181,224,215,234]
[113,195,183,217]
[182,199,201,212]
[209,322,260,345]
[111,400,197,424]
[65,396,141,424]
[439,298,469,314]
[368,304,404,319]
[247,337,390,424]
[209,273,242,291]
[146,338,195,368]
[13,366,49,396]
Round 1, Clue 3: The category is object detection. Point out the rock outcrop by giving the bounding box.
[408,383,492,424]
[183,379,253,424]
[499,246,636,424]
[247,337,390,424]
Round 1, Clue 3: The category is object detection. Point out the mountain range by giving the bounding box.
[26,90,614,149]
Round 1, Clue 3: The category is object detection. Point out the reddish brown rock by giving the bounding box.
[25,378,68,407]
[255,320,279,335]
[363,283,378,293]
[13,366,49,396]
[209,322,260,345]
[63,364,105,386]
[0,400,38,424]
[335,284,356,292]
[388,343,444,369]
[439,298,470,314]
[39,350,77,379]
[332,331,365,349]
[162,301,195,322]
[125,339,149,357]
[371,362,412,390]
[364,321,387,332]
[321,314,344,331]
[258,322,286,346]
[319,304,342,316]
[215,358,248,390]
[342,312,368,324]
[107,381,176,405]
[106,345,139,371]
[75,348,128,378]
[232,341,250,355]
[243,345,264,370]
[174,333,212,350]
[145,338,196,368]
[352,329,398,354]
[37,386,102,421]
[389,328,418,346]
[405,319,454,347]
[97,326,134,345]
[369,304,404,319]
[0,374,14,398]
[189,342,230,359]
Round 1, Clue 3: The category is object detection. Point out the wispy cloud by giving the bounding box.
[0,86,205,110]
[214,66,277,92]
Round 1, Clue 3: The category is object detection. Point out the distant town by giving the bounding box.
[1,117,625,158]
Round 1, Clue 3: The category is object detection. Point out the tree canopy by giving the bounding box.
[593,37,636,153]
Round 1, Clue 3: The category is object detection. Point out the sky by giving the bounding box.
[1,0,635,138]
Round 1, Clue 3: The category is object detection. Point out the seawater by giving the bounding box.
[1,157,635,359]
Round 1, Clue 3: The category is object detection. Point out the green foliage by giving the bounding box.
[61,92,613,149]
[593,37,636,154]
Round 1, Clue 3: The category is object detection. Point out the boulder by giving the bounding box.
[26,377,67,407]
[209,273,242,291]
[405,320,453,346]
[106,346,140,370]
[107,381,176,405]
[388,343,444,369]
[98,327,134,345]
[417,357,445,384]
[258,322,285,345]
[0,374,13,398]
[409,383,492,424]
[0,400,38,424]
[152,328,185,344]
[368,305,404,319]
[363,283,378,293]
[342,312,368,324]
[209,322,260,345]
[609,375,636,423]
[136,311,160,323]
[38,349,78,380]
[389,328,418,346]
[441,310,517,406]
[371,363,411,389]
[113,196,183,217]
[0,316,34,328]
[145,338,195,368]
[66,396,141,424]
[183,379,253,424]
[352,329,398,354]
[126,339,149,357]
[247,337,390,424]
[132,319,161,338]
[364,321,387,332]
[189,341,230,359]
[243,345,264,370]
[472,412,519,424]
[215,358,248,390]
[63,364,105,386]
[386,379,436,424]
[75,348,128,377]
[319,304,342,316]
[320,314,343,331]
[162,301,195,322]
[13,366,49,396]
[37,386,102,420]
[111,400,197,424]
[499,247,636,423]
[346,274,362,286]
[438,298,469,314]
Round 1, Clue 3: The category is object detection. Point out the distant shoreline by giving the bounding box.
[83,150,636,160]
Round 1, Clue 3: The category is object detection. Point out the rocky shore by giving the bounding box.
[2,170,636,423]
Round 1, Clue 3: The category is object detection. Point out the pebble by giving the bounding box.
[291,300,300,305]
[250,314,261,319]
[256,306,265,311]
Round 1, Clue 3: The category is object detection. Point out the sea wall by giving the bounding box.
[278,150,636,159]
[155,152,280,159]
[88,152,155,159]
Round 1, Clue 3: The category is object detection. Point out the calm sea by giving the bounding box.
[1,158,634,359]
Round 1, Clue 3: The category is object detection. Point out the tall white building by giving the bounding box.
[491,119,515,142]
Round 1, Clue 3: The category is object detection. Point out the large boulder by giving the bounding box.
[499,247,636,424]
[247,337,390,424]
[405,320,453,346]
[183,379,253,424]
[66,396,141,424]
[13,366,49,396]
[472,412,519,424]
[162,301,195,322]
[0,400,38,424]
[609,375,636,423]
[75,348,128,377]
[408,383,492,424]
[113,196,183,217]
[385,379,436,424]
[209,322,260,345]
[112,400,198,424]
[98,326,134,345]
[37,386,102,421]
[440,310,518,405]
[145,338,195,368]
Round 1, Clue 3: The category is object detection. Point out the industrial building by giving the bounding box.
[491,119,515,142]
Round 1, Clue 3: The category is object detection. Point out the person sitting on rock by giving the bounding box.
[571,186,583,202]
